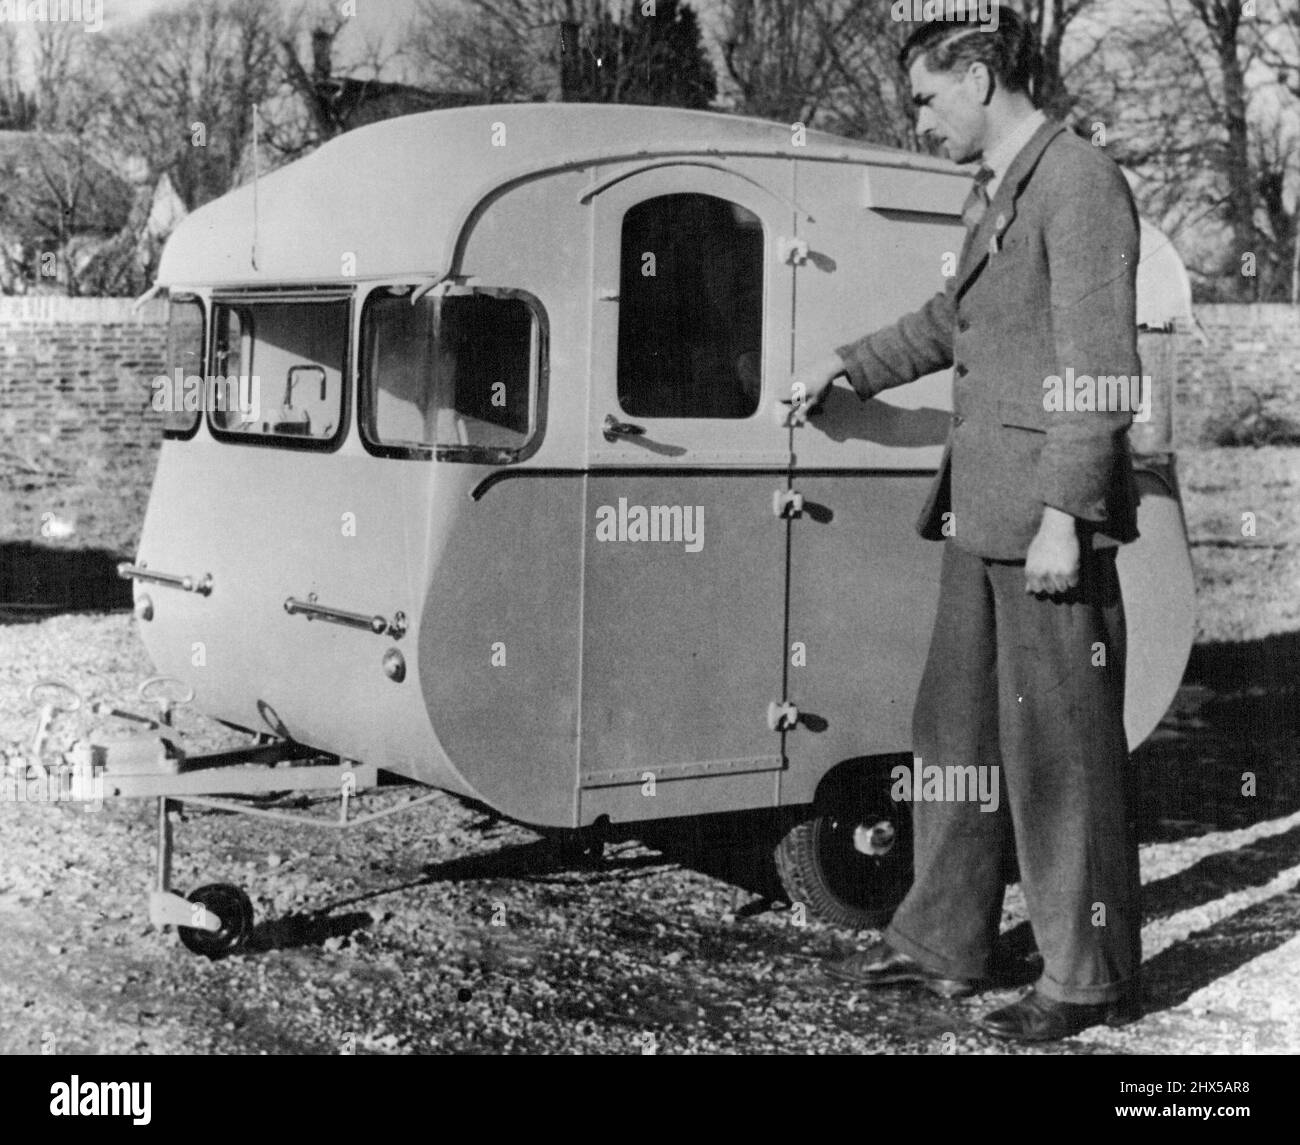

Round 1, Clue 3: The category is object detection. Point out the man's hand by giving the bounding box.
[1025,506,1080,596]
[788,353,846,418]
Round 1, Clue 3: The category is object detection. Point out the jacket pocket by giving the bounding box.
[997,399,1048,433]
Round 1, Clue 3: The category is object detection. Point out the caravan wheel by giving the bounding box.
[774,767,913,930]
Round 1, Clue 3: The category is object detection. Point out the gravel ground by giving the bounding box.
[2,446,1295,1055]
[1,607,1296,1056]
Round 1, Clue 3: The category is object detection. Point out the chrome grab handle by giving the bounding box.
[118,562,213,596]
[284,594,407,640]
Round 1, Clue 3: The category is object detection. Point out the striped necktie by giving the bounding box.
[961,165,995,230]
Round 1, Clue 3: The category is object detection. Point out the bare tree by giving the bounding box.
[1180,0,1264,300]
[719,0,843,124]
[0,24,35,129]
[405,0,550,100]
[1019,0,1103,119]
[281,0,441,144]
[716,0,1102,150]
[93,0,284,211]
[33,23,84,130]
[407,0,715,107]
[1250,0,1300,301]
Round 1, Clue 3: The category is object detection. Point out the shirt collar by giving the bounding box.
[979,109,1048,198]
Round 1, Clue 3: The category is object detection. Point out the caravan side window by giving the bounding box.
[161,295,204,437]
[360,286,544,463]
[208,299,348,446]
[617,193,763,419]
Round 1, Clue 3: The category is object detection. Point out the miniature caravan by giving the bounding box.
[40,105,1197,951]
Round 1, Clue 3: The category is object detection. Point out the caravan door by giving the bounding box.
[578,164,797,823]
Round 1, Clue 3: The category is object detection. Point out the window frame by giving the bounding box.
[357,282,549,465]
[205,289,353,454]
[160,292,207,441]
[614,192,767,423]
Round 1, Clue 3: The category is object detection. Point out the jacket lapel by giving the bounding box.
[955,119,1067,297]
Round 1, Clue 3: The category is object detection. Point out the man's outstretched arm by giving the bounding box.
[791,288,958,409]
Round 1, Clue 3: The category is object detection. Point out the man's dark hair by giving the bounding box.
[899,5,1043,99]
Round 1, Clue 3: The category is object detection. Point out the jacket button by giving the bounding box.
[955,363,969,377]
[953,414,965,427]
[958,317,971,332]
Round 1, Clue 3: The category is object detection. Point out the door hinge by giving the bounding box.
[773,489,804,519]
[778,237,809,266]
[767,701,799,732]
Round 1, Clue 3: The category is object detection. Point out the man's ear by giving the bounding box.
[967,61,996,106]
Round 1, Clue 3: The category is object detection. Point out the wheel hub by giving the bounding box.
[852,819,897,857]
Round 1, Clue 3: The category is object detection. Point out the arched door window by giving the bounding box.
[617,193,763,420]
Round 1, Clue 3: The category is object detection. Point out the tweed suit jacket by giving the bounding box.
[835,119,1142,560]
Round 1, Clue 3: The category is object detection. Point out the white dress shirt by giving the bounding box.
[979,109,1048,200]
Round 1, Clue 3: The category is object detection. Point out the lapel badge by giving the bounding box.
[990,213,1008,255]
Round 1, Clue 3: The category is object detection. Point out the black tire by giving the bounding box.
[774,765,913,930]
[177,883,254,959]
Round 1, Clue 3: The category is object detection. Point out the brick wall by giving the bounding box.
[1173,304,1300,445]
[0,297,167,556]
[0,298,1297,557]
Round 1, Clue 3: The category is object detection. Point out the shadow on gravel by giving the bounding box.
[416,837,671,886]
[0,541,131,622]
[1141,825,1300,919]
[1140,881,1300,1014]
[285,838,674,930]
[638,814,788,904]
[1134,631,1300,842]
[246,910,376,953]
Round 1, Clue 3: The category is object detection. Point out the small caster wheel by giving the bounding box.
[177,883,254,959]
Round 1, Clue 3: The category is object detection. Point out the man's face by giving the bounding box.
[908,57,990,164]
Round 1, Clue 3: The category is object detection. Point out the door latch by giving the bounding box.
[603,414,646,442]
[775,399,808,428]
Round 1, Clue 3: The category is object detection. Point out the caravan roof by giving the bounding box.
[156,103,961,288]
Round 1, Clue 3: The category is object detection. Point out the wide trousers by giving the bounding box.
[884,539,1141,1003]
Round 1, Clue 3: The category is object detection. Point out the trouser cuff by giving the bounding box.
[1034,970,1133,1005]
[884,923,990,982]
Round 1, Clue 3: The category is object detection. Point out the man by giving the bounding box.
[791,9,1143,1042]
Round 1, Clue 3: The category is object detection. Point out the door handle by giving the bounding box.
[603,414,646,442]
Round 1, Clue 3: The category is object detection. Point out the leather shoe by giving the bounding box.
[826,943,981,998]
[977,987,1142,1042]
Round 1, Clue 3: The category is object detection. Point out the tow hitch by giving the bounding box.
[4,676,438,958]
